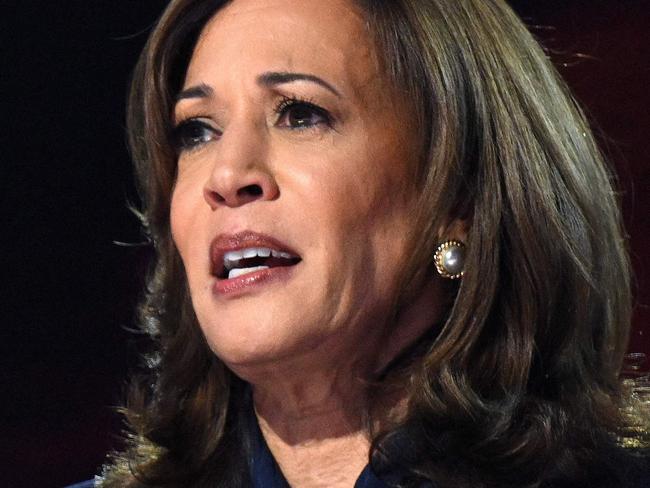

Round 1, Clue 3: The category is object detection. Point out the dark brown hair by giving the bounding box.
[100,1,649,486]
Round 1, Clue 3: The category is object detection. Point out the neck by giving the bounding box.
[239,279,445,487]
[252,373,405,488]
[248,330,426,488]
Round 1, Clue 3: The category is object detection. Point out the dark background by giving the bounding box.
[2,1,648,486]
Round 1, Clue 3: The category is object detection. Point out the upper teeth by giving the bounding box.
[223,247,294,270]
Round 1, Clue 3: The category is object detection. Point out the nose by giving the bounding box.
[202,126,279,209]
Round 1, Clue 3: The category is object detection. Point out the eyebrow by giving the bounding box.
[175,83,214,102]
[175,71,342,104]
[257,71,341,97]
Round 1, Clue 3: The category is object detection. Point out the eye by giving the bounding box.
[275,97,332,130]
[172,118,220,152]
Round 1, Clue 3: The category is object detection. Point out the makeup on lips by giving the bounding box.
[210,231,301,295]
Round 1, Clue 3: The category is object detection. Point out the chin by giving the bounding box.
[193,297,316,371]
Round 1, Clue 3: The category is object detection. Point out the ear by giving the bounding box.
[438,217,469,244]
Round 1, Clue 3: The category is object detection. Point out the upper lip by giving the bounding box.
[209,231,301,278]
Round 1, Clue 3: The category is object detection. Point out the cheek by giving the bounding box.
[306,144,413,234]
[170,153,213,237]
[169,188,188,255]
[293,140,416,287]
[170,176,204,262]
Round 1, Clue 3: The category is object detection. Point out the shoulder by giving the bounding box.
[620,454,650,488]
[545,448,650,488]
[600,446,650,488]
[65,480,95,488]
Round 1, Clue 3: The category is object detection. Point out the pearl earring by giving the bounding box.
[434,240,466,279]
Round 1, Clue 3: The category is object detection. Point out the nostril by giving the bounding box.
[204,178,276,208]
[211,191,226,203]
[238,184,263,198]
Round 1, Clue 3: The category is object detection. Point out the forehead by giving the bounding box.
[184,0,379,96]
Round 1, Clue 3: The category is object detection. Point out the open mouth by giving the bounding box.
[217,247,301,280]
[210,232,302,281]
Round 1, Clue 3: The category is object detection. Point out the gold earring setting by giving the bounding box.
[434,240,466,279]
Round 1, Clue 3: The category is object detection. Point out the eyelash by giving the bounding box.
[273,95,333,130]
[171,118,219,153]
[172,96,333,153]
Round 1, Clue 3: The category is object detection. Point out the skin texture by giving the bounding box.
[170,0,449,485]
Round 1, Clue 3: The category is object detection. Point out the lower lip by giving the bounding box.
[212,265,297,296]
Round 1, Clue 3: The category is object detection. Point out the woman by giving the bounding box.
[87,0,650,486]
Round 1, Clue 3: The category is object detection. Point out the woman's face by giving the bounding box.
[171,0,422,373]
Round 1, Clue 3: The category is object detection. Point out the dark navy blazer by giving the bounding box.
[66,408,426,488]
[66,482,94,488]
[66,402,649,487]
[246,407,425,488]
